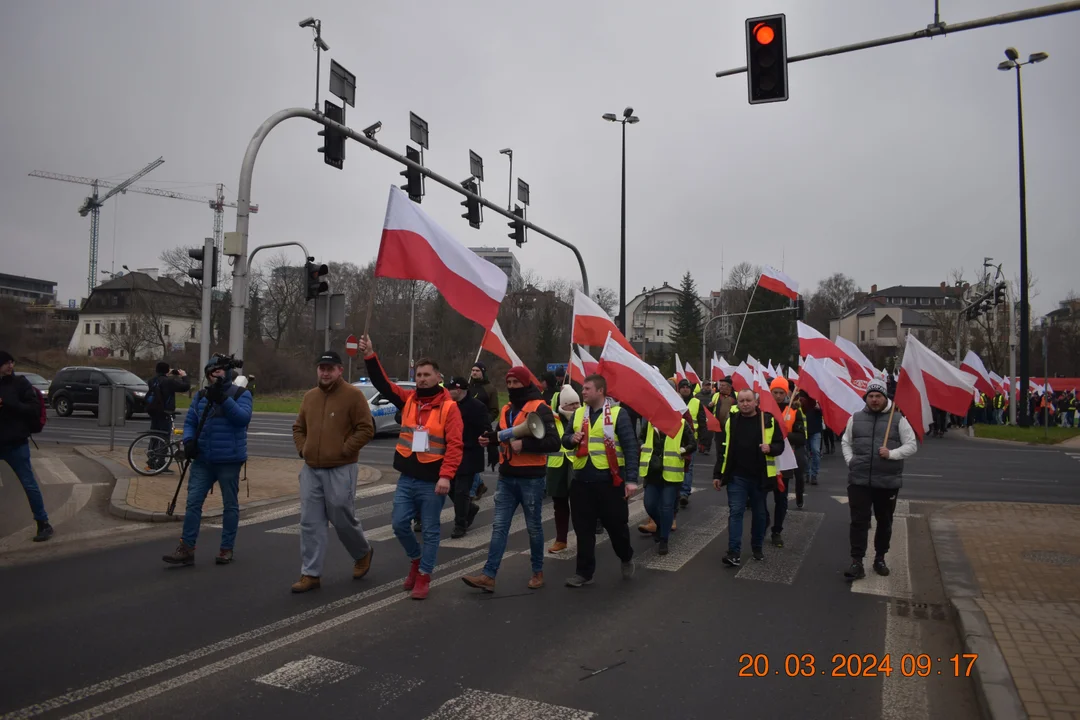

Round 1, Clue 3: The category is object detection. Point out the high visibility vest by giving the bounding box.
[693,383,701,395]
[720,414,778,479]
[551,391,561,408]
[570,405,625,470]
[498,399,549,467]
[686,397,702,435]
[395,395,451,463]
[547,415,574,468]
[975,394,985,408]
[639,422,685,483]
[780,404,804,434]
[710,392,721,410]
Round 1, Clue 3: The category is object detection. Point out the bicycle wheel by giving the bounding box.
[129,432,176,476]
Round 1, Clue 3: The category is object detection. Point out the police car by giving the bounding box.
[354,380,416,436]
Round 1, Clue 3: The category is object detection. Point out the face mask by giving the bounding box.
[508,386,530,405]
[416,385,441,398]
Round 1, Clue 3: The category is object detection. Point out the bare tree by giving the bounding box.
[591,287,618,317]
[103,318,154,360]
[259,253,307,350]
[806,273,861,335]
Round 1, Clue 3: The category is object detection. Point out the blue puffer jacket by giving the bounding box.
[182,384,253,464]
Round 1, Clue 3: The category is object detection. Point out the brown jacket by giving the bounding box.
[293,377,375,469]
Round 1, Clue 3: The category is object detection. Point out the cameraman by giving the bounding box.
[162,358,252,567]
[145,362,190,470]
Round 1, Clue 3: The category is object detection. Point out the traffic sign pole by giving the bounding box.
[345,334,359,384]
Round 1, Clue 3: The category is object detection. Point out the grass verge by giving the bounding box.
[175,392,305,414]
[973,424,1080,445]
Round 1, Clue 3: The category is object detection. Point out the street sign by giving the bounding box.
[546,363,568,373]
[345,335,359,357]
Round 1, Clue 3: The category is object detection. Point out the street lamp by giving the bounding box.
[499,148,513,210]
[997,47,1048,427]
[299,17,330,112]
[603,107,640,333]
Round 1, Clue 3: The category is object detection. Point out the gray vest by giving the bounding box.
[847,405,904,489]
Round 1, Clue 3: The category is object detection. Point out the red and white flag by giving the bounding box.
[758,266,799,301]
[673,353,687,384]
[730,363,756,393]
[745,354,761,375]
[753,368,788,438]
[988,370,1006,395]
[894,334,976,441]
[960,350,999,397]
[684,361,701,385]
[797,321,872,382]
[835,336,880,380]
[596,335,688,438]
[798,356,867,435]
[577,345,599,375]
[572,291,638,357]
[711,353,725,382]
[569,346,586,385]
[788,365,800,383]
[376,186,507,329]
[481,320,539,385]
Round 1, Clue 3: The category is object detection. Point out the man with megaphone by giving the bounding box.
[463,367,559,593]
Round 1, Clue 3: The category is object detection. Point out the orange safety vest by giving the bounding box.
[395,394,451,463]
[498,399,548,467]
[781,405,799,434]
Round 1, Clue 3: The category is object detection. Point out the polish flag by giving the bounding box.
[376,186,507,329]
[894,334,976,441]
[596,334,688,438]
[684,361,701,385]
[988,371,1006,395]
[569,347,586,385]
[798,356,867,435]
[753,368,788,438]
[960,351,999,397]
[797,321,872,382]
[703,404,723,433]
[730,363,756,393]
[835,336,879,381]
[758,266,800,301]
[481,320,539,386]
[711,353,725,382]
[745,354,761,375]
[788,365,800,383]
[674,353,687,384]
[717,355,738,379]
[572,291,638,357]
[576,345,599,375]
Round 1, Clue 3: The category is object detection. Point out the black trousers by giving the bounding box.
[570,480,633,579]
[848,484,899,560]
[147,412,173,469]
[451,474,479,529]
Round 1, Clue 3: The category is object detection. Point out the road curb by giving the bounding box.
[73,446,381,524]
[929,509,1028,720]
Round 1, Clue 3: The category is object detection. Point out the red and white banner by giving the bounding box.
[481,320,539,385]
[730,363,756,393]
[596,335,688,438]
[758,265,800,301]
[753,368,788,438]
[988,371,1006,395]
[703,404,723,433]
[797,321,873,382]
[376,186,507,329]
[835,336,880,380]
[894,334,976,440]
[960,350,999,397]
[684,361,701,385]
[569,346,586,385]
[577,345,599,375]
[745,354,762,375]
[711,352,725,382]
[572,291,638,357]
[798,356,867,435]
[787,365,800,383]
[674,353,687,384]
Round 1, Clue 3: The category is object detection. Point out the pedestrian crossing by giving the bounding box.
[831,495,914,599]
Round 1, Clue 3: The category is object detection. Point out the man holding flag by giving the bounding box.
[676,379,705,509]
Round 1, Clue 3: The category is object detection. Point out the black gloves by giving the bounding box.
[487,444,499,472]
[205,382,226,404]
[183,439,199,460]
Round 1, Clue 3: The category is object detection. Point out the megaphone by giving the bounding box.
[496,413,546,442]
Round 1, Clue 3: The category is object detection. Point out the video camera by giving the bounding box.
[208,353,244,374]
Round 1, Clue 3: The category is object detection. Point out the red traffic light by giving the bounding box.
[753,23,775,45]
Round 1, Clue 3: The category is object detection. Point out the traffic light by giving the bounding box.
[305,260,329,301]
[318,100,346,170]
[187,246,219,287]
[400,146,423,203]
[508,205,525,247]
[460,179,481,229]
[745,14,788,105]
[796,295,806,321]
[994,282,1009,306]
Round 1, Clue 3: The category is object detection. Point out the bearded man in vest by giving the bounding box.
[360,335,463,600]
[560,374,640,587]
[841,377,917,581]
[712,388,784,566]
[462,367,560,593]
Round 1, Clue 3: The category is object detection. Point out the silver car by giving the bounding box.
[16,372,50,394]
[355,381,416,436]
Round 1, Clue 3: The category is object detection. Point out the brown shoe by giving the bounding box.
[461,573,496,593]
[547,541,568,554]
[353,548,374,579]
[671,518,677,532]
[528,572,545,589]
[638,519,657,534]
[291,575,321,593]
[162,543,195,566]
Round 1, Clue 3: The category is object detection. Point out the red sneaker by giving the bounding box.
[411,571,431,600]
[403,558,421,591]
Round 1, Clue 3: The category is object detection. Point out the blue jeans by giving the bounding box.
[644,482,679,540]
[726,475,767,554]
[680,455,694,498]
[392,475,446,574]
[0,441,49,523]
[182,460,241,550]
[470,473,483,496]
[483,475,545,576]
[808,433,821,479]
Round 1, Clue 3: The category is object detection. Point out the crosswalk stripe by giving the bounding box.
[211,483,398,529]
[36,457,81,485]
[831,495,912,518]
[253,655,360,694]
[546,498,649,561]
[268,495,499,540]
[850,515,912,599]
[424,688,597,720]
[735,510,825,585]
[440,500,555,549]
[643,506,727,572]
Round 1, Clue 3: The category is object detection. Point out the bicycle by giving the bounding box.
[128,418,187,477]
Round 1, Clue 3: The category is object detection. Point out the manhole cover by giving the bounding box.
[1022,550,1080,566]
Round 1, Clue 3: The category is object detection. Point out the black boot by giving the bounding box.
[32,521,54,542]
[844,560,865,580]
[450,525,466,539]
[873,556,891,576]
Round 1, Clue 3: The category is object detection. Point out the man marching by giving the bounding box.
[361,335,463,600]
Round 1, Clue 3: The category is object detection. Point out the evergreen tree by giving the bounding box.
[738,288,797,366]
[668,271,704,369]
[535,302,559,365]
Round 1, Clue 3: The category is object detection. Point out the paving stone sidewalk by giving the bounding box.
[933,502,1080,720]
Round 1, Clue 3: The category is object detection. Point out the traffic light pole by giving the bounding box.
[226,108,590,360]
[198,237,214,389]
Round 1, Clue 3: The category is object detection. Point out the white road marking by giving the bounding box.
[36,457,82,485]
[267,495,499,540]
[831,496,912,518]
[882,605,929,720]
[424,689,597,720]
[735,510,825,585]
[644,506,727,572]
[547,498,649,561]
[902,473,942,478]
[851,516,912,599]
[210,483,399,530]
[440,500,553,549]
[3,548,491,720]
[253,655,360,694]
[0,484,95,552]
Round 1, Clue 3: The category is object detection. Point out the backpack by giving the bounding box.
[145,376,166,413]
[27,384,47,434]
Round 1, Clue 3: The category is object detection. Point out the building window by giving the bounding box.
[935,298,944,306]
[920,298,930,306]
[869,330,875,341]
[85,322,90,334]
[906,298,916,306]
[111,296,118,307]
[94,323,100,335]
[860,330,866,342]
[164,324,170,336]
[190,325,196,339]
[110,322,117,334]
[120,350,125,358]
[656,328,664,337]
[120,322,126,335]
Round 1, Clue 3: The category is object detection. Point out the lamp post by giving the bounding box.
[602,107,640,333]
[298,17,330,112]
[499,148,513,210]
[998,47,1048,427]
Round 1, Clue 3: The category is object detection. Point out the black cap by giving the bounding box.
[0,351,13,366]
[445,376,469,390]
[678,379,692,389]
[316,351,344,366]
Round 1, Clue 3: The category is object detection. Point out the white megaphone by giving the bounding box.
[497,413,546,442]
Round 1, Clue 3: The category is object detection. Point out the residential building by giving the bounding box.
[1046,297,1080,327]
[67,271,202,360]
[469,246,521,287]
[0,272,57,305]
[625,283,712,357]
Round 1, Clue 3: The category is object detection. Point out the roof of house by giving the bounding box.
[82,272,200,317]
[868,285,962,299]
[837,301,937,328]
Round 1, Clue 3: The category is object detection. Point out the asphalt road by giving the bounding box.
[0,448,986,720]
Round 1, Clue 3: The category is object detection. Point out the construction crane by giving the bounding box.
[29,165,259,294]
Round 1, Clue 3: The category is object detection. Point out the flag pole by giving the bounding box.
[881,401,898,447]
[733,282,759,358]
[363,278,379,337]
[475,344,483,363]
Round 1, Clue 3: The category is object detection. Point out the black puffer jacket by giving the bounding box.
[0,374,38,448]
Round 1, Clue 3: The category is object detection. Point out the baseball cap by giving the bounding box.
[316,351,344,366]
[445,376,469,390]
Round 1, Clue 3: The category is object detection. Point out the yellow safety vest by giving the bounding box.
[570,405,625,470]
[547,415,574,469]
[686,397,702,435]
[710,392,721,410]
[638,422,686,483]
[720,414,778,479]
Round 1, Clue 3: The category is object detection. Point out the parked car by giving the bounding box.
[48,367,149,419]
[354,380,415,436]
[15,371,50,395]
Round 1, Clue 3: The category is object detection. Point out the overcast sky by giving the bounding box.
[2,0,1076,315]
